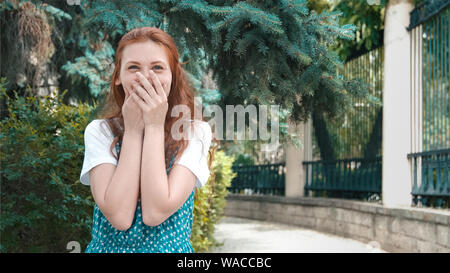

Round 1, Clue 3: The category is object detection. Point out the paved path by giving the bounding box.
[208,216,387,253]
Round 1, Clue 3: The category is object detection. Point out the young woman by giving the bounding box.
[79,27,213,253]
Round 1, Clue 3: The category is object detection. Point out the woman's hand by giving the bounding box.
[132,70,168,129]
[122,83,145,134]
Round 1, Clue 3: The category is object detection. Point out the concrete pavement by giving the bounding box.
[208,216,387,253]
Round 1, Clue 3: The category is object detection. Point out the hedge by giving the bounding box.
[0,78,235,253]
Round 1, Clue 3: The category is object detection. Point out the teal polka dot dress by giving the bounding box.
[85,139,195,253]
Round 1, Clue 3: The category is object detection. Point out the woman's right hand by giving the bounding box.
[122,84,145,134]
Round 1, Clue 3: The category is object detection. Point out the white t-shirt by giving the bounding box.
[79,119,212,189]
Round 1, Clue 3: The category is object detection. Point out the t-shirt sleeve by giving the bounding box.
[79,119,118,186]
[173,121,213,188]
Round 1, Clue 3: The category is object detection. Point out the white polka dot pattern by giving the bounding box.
[84,139,195,253]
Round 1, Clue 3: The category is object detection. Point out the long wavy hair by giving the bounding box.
[97,27,215,172]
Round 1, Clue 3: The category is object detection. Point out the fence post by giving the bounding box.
[285,118,312,198]
[382,0,414,207]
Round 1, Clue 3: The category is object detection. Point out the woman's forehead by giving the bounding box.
[121,40,169,66]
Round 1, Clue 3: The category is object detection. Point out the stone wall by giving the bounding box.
[223,194,450,253]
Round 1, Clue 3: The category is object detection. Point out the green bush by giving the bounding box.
[233,153,255,166]
[0,78,235,253]
[0,79,95,252]
[191,150,236,253]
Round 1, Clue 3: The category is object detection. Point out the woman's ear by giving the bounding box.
[115,76,121,86]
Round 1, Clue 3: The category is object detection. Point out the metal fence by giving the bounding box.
[408,1,449,208]
[228,163,285,196]
[303,157,381,201]
[329,46,384,159]
[408,149,450,208]
[306,45,384,201]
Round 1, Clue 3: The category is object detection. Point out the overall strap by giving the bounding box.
[168,146,180,171]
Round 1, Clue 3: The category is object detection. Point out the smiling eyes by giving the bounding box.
[128,64,164,71]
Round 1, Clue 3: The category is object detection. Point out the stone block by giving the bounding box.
[416,240,440,253]
[345,222,373,240]
[374,228,389,246]
[316,217,336,234]
[230,209,246,218]
[394,219,437,243]
[335,221,351,237]
[293,216,315,229]
[374,215,390,231]
[335,208,352,223]
[435,214,449,225]
[353,212,373,227]
[390,233,418,252]
[297,206,315,217]
[285,204,298,216]
[276,213,295,226]
[436,224,450,248]
[313,207,329,219]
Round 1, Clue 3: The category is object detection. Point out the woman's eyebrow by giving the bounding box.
[125,60,167,65]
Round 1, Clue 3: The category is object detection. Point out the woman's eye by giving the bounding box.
[153,65,163,70]
[128,65,138,70]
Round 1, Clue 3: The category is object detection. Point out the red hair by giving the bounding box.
[97,27,214,170]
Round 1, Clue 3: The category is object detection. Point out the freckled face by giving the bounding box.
[115,40,172,98]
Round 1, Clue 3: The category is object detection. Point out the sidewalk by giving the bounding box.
[208,216,387,253]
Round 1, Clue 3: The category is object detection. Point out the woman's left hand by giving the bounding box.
[132,70,168,129]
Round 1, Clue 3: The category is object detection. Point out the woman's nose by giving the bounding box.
[141,70,151,80]
[135,71,151,83]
